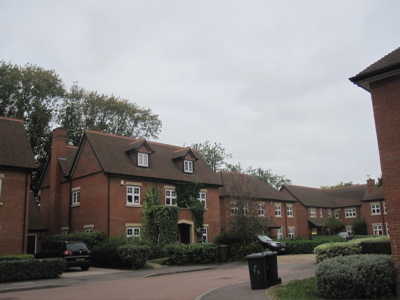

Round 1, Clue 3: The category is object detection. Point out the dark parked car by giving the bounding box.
[257,235,286,253]
[35,241,91,270]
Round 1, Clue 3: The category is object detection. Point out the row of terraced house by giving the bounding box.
[0,117,388,255]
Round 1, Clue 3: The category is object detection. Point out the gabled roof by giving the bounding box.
[0,117,37,170]
[362,186,384,202]
[59,146,78,176]
[349,46,400,91]
[219,171,295,202]
[126,139,155,155]
[172,148,198,161]
[80,130,222,186]
[281,184,367,208]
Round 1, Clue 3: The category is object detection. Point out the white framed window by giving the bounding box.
[84,227,94,233]
[258,203,265,217]
[201,228,208,243]
[345,208,356,218]
[334,209,339,219]
[231,201,238,215]
[275,204,281,217]
[72,189,80,206]
[184,160,193,173]
[386,223,390,235]
[138,153,149,167]
[165,189,177,206]
[288,228,295,238]
[243,203,249,215]
[287,205,293,217]
[327,209,332,217]
[373,224,383,236]
[346,226,352,235]
[127,227,140,238]
[384,202,387,214]
[198,192,206,208]
[277,228,283,240]
[127,186,140,205]
[320,208,323,218]
[371,203,380,215]
[310,208,316,218]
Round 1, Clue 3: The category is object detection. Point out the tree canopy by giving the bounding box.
[0,61,162,190]
[191,140,291,189]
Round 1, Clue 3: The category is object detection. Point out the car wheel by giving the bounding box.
[81,266,90,271]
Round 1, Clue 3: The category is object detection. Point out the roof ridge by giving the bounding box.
[0,116,24,123]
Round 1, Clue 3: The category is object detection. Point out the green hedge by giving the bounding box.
[0,255,34,261]
[0,258,66,283]
[117,244,151,270]
[316,254,396,299]
[164,243,219,265]
[230,242,264,261]
[314,236,391,263]
[45,231,108,249]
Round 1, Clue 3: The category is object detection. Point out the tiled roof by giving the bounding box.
[349,46,400,90]
[59,146,78,176]
[219,171,295,202]
[362,186,384,201]
[83,130,222,186]
[282,184,367,208]
[0,117,37,170]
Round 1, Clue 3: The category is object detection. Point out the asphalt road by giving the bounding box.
[0,254,316,300]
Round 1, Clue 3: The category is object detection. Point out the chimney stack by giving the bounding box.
[367,178,376,194]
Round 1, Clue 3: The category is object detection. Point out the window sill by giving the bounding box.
[126,204,142,208]
[71,204,80,208]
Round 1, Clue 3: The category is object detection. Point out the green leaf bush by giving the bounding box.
[164,243,219,265]
[316,254,396,299]
[117,244,151,270]
[0,258,66,283]
[45,231,108,249]
[230,242,264,261]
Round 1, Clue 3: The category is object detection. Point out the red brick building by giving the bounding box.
[219,171,296,239]
[39,128,222,244]
[350,46,400,290]
[281,181,374,238]
[0,117,37,255]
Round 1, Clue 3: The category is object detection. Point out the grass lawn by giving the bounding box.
[267,277,324,300]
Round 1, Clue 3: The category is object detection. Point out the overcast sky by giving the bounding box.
[1,1,399,188]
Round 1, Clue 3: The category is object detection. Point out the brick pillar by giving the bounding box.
[47,127,68,234]
[369,74,400,293]
[366,178,376,194]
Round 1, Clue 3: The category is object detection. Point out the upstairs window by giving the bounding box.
[327,209,332,217]
[287,205,293,217]
[165,189,177,206]
[371,203,380,215]
[275,204,281,217]
[345,208,356,218]
[127,186,140,205]
[72,189,80,206]
[138,153,149,167]
[184,160,193,173]
[310,208,316,218]
[258,203,265,216]
[198,192,206,208]
[243,203,249,215]
[334,209,339,219]
[201,228,208,243]
[231,201,238,215]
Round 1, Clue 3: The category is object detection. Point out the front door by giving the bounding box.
[178,223,191,244]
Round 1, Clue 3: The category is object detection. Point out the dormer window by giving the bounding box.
[184,160,193,173]
[138,153,149,167]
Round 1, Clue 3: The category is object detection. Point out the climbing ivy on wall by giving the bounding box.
[176,181,206,240]
[142,185,178,245]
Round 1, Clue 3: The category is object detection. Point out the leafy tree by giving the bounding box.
[352,218,368,235]
[58,84,162,146]
[0,61,65,188]
[191,141,232,172]
[323,216,343,235]
[321,182,358,189]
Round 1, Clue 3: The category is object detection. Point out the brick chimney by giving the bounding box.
[47,127,68,234]
[367,178,376,194]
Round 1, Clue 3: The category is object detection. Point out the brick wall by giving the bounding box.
[0,169,30,255]
[369,74,400,290]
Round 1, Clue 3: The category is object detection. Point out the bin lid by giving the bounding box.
[246,252,267,259]
[262,250,278,256]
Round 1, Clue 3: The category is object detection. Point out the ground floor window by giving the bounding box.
[386,223,390,235]
[277,228,283,240]
[127,227,140,238]
[373,224,382,235]
[201,227,208,243]
[288,228,295,238]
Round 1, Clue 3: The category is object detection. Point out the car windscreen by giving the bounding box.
[43,242,63,251]
[258,236,272,242]
[66,243,89,251]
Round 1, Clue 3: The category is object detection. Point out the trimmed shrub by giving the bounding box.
[361,236,391,255]
[316,254,396,299]
[0,258,66,283]
[230,242,264,261]
[91,239,127,269]
[117,244,151,270]
[0,255,34,261]
[314,242,362,263]
[164,243,219,265]
[45,231,108,249]
[164,244,190,265]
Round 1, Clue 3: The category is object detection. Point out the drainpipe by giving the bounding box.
[381,200,386,235]
[22,172,29,253]
[108,176,111,236]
